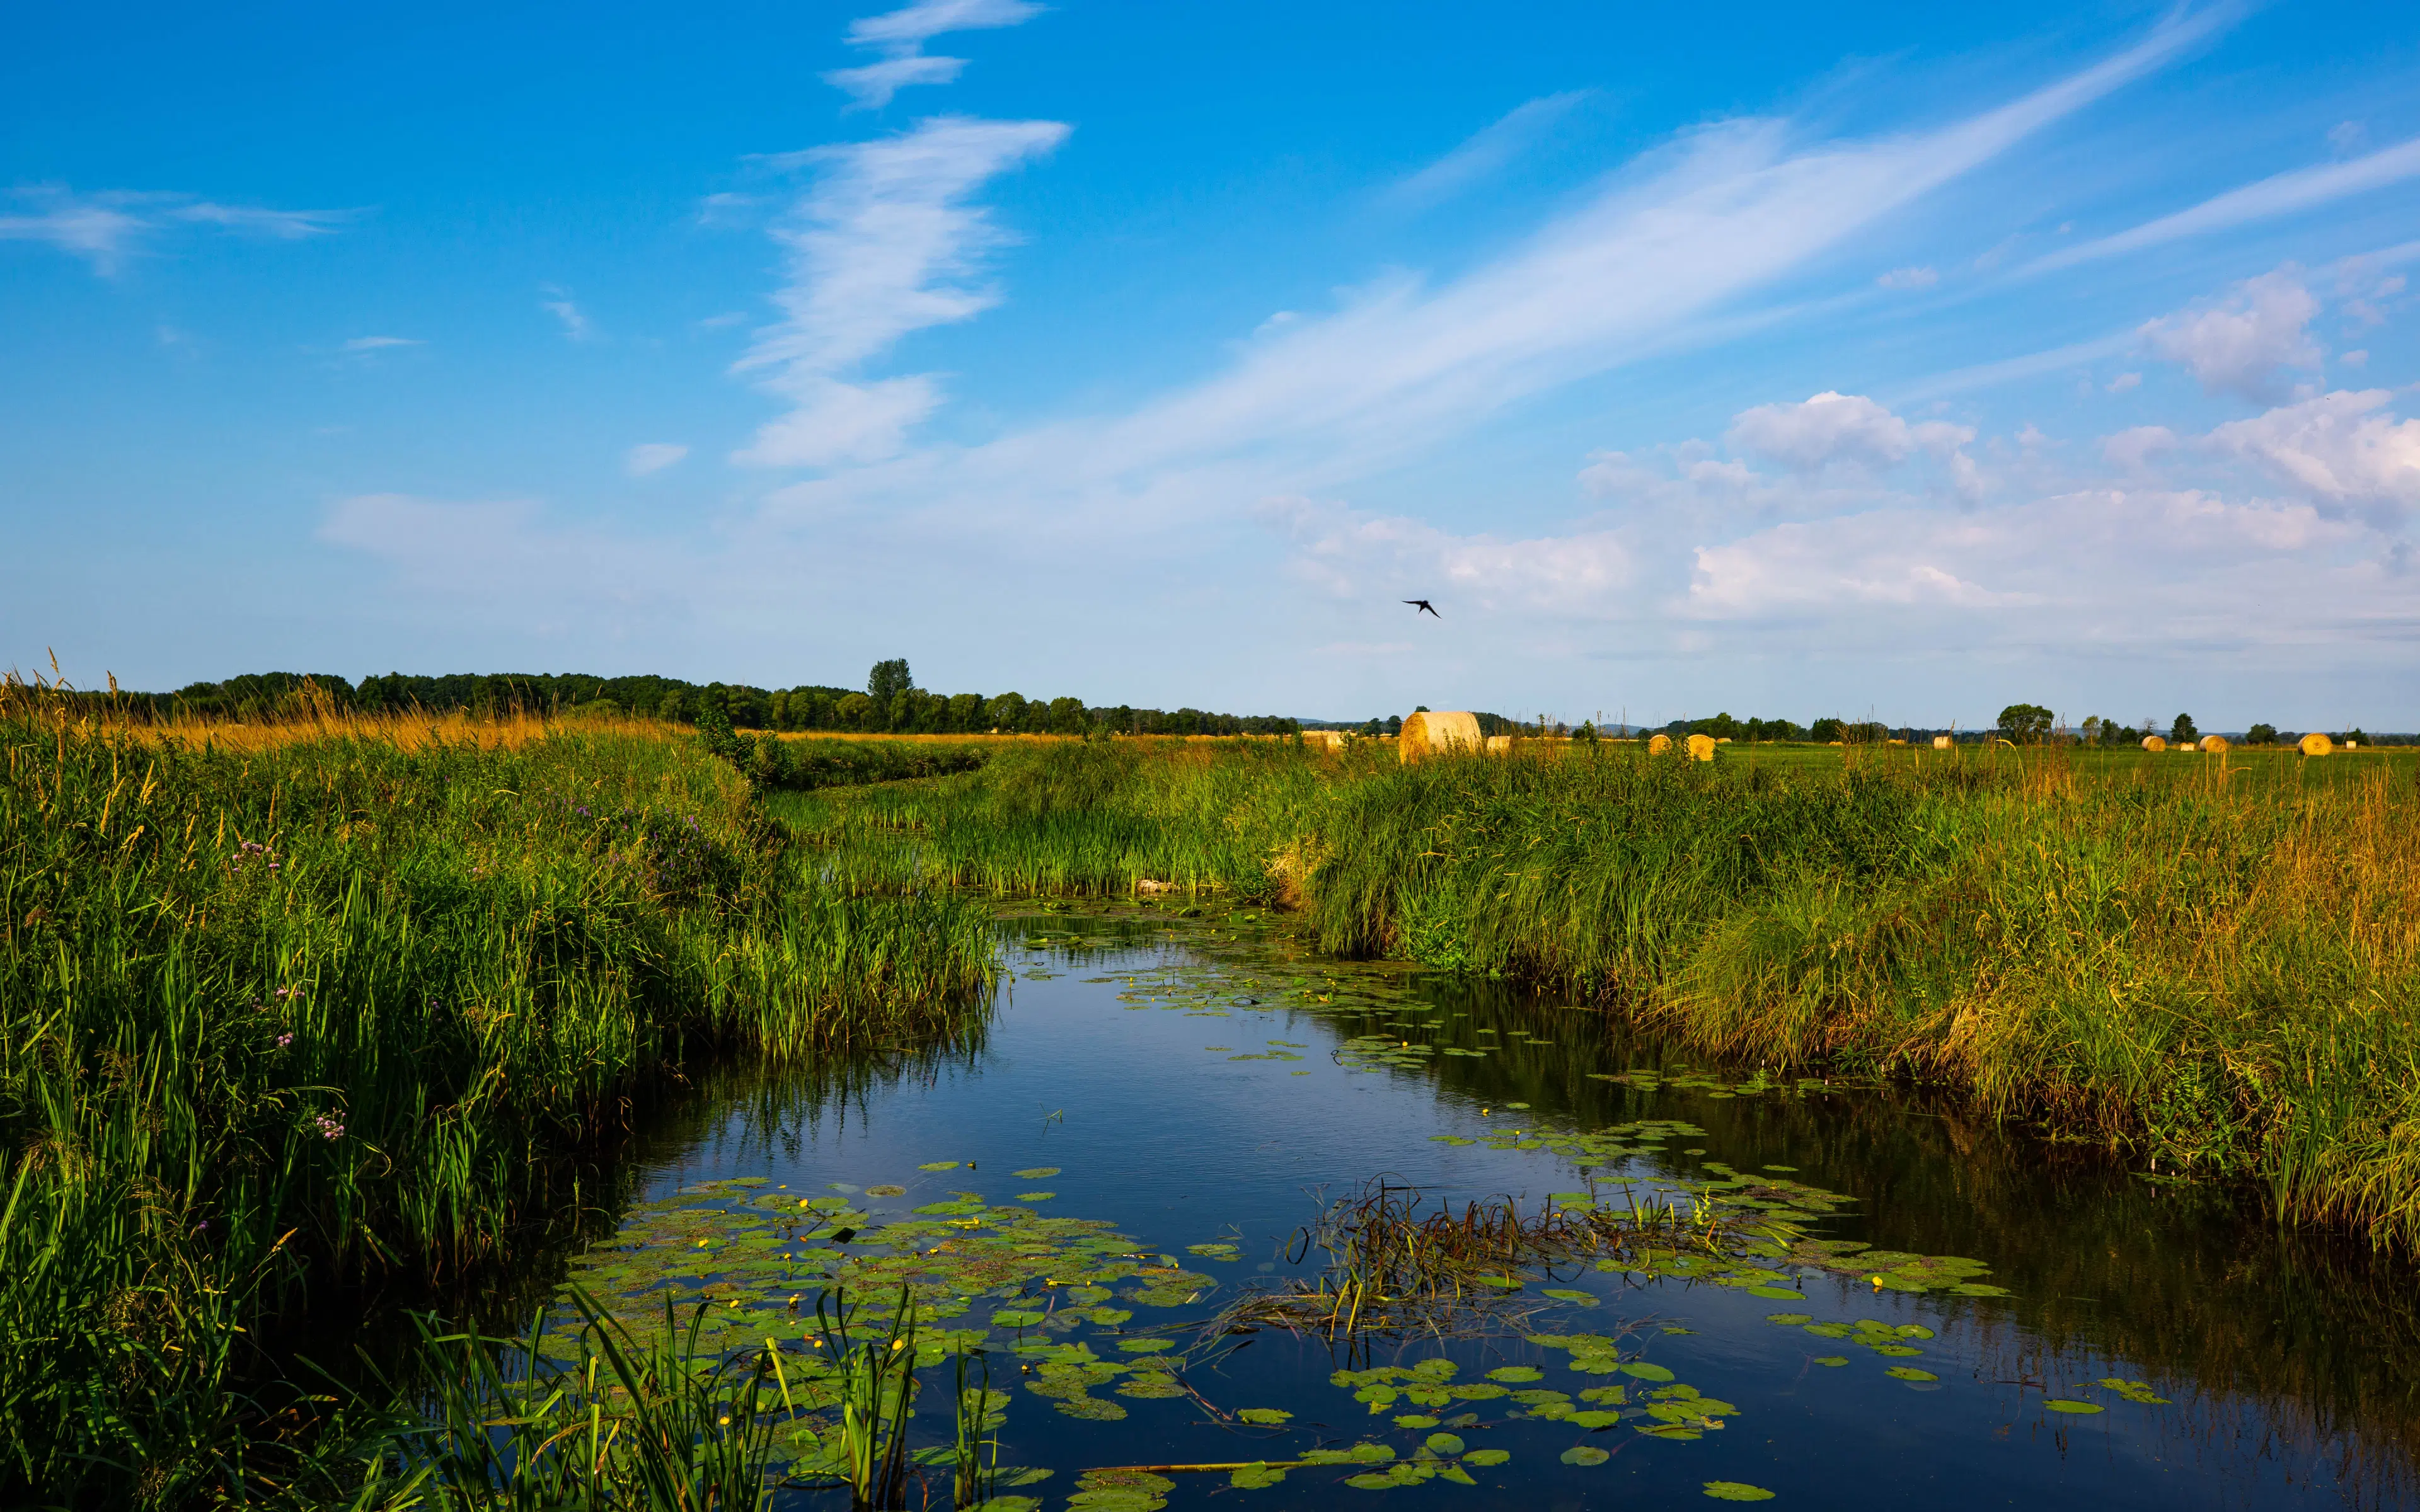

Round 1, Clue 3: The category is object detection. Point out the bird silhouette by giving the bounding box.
[1403,599,1439,617]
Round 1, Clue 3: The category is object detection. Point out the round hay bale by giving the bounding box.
[1685,733,1717,762]
[2300,732,2334,757]
[2141,735,2167,752]
[1932,735,1953,750]
[1484,734,1512,755]
[1398,709,1482,764]
[1647,733,1673,755]
[2199,735,2230,753]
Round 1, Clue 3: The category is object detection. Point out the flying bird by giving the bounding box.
[1403,599,1439,617]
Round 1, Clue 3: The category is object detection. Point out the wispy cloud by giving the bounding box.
[539,287,594,341]
[732,115,1069,467]
[342,335,422,352]
[0,185,349,274]
[826,0,1044,108]
[626,442,691,476]
[1383,92,1591,210]
[2029,135,2420,275]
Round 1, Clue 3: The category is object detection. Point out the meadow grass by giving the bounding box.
[776,736,2420,1251]
[0,682,996,1508]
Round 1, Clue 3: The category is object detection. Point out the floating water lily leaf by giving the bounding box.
[1485,1366,1543,1383]
[2044,1399,2102,1414]
[1016,1192,1056,1202]
[1560,1446,1610,1467]
[1576,1386,1626,1405]
[1393,1415,1439,1429]
[1461,1449,1510,1467]
[1231,1463,1287,1489]
[1703,1482,1776,1501]
[1765,1314,1813,1326]
[1011,1167,1059,1180]
[916,1161,959,1172]
[1869,1344,1924,1358]
[991,1310,1046,1328]
[1745,1286,1805,1300]
[2097,1378,2172,1404]
[1426,1433,1466,1455]
[1886,1367,1938,1382]
[1618,1362,1675,1382]
[1811,1356,1848,1367]
[1542,1288,1596,1305]
[865,1184,906,1197]
[1115,1338,1173,1353]
[1236,1407,1293,1424]
[1802,1323,1850,1339]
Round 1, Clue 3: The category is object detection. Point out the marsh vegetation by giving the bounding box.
[5,684,2417,1508]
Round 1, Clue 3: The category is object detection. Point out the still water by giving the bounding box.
[562,905,2420,1510]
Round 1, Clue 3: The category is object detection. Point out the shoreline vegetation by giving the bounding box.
[5,676,2417,1506]
[0,680,997,1506]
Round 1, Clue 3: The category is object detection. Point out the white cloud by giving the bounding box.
[342,335,422,352]
[166,202,347,238]
[2329,121,2368,158]
[2106,370,2141,392]
[845,0,1043,51]
[829,0,1043,107]
[540,289,594,341]
[0,185,345,274]
[825,55,967,110]
[1876,265,1938,290]
[1724,392,1977,497]
[1258,495,1632,615]
[625,443,691,476]
[2201,390,2420,519]
[2103,425,2177,471]
[1384,92,1591,210]
[2032,135,2420,275]
[2342,348,2369,368]
[732,115,1068,466]
[2138,269,2319,402]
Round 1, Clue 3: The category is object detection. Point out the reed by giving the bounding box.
[0,678,996,1507]
[785,737,2420,1253]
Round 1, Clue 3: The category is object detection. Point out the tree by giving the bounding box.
[2245,723,2277,746]
[1997,703,2054,743]
[1809,717,1845,743]
[867,658,911,706]
[2170,712,2198,745]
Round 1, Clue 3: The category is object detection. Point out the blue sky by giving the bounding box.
[4,1,2417,728]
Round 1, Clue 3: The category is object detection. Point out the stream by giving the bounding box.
[539,903,2420,1510]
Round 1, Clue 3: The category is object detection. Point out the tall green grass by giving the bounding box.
[0,689,996,1507]
[783,738,2420,1251]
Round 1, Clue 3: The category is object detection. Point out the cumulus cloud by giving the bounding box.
[2138,269,2319,402]
[2201,390,2420,521]
[540,289,594,341]
[1876,265,1938,290]
[1724,392,1978,499]
[625,443,691,476]
[2106,371,2141,392]
[732,116,1068,467]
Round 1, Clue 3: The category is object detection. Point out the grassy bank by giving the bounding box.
[776,737,2420,1250]
[0,689,996,1507]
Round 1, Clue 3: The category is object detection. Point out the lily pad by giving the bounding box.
[1425,1433,1466,1455]
[1764,1314,1813,1326]
[1811,1356,1847,1367]
[1886,1367,1938,1382]
[2044,1399,2103,1414]
[1560,1446,1610,1467]
[1541,1288,1598,1306]
[1012,1168,1061,1179]
[916,1161,960,1172]
[1618,1362,1675,1382]
[1016,1192,1056,1202]
[1231,1463,1287,1489]
[1703,1482,1776,1501]
[1461,1448,1510,1467]
[865,1184,907,1197]
[1236,1408,1293,1425]
[1485,1366,1543,1383]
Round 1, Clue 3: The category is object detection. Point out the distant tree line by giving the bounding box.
[62,661,1303,738]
